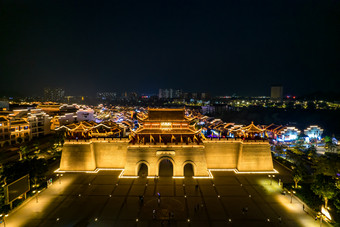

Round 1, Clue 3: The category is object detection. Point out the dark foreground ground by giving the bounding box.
[5,162,329,227]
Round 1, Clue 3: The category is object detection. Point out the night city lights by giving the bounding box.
[0,1,339,226]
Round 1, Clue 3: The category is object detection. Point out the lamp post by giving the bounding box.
[289,188,295,203]
[0,214,8,227]
[36,190,41,203]
[268,175,275,185]
[57,174,63,184]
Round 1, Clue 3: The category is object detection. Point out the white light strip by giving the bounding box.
[234,169,279,174]
[54,168,279,179]
[54,168,139,178]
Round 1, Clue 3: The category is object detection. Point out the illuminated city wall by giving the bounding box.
[59,140,274,174]
[237,143,273,171]
[60,143,96,171]
[204,142,240,169]
[93,142,128,168]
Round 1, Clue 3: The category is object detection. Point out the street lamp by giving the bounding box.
[268,175,275,185]
[36,190,41,203]
[57,174,63,184]
[288,188,296,203]
[0,214,9,227]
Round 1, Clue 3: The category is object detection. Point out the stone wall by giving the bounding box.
[93,142,128,168]
[59,143,96,171]
[204,141,240,169]
[237,143,273,171]
[59,139,274,174]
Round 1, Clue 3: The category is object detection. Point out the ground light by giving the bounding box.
[268,174,275,185]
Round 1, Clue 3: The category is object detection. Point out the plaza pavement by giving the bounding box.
[3,162,332,227]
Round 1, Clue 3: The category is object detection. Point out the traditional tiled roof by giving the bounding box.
[134,109,200,141]
[241,122,264,133]
[134,128,199,135]
[148,109,185,121]
[56,121,120,133]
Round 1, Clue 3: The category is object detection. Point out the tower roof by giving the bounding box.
[147,108,185,121]
[242,122,264,133]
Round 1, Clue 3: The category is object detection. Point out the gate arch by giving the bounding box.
[136,160,150,177]
[157,156,175,177]
[182,160,196,177]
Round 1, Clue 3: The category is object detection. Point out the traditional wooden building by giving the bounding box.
[56,121,121,139]
[132,109,201,144]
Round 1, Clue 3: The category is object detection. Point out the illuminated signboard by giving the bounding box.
[4,174,30,204]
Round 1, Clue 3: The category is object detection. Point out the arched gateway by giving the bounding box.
[158,158,174,177]
[184,163,194,177]
[137,163,148,177]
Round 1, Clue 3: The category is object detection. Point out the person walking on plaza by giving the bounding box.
[153,209,156,220]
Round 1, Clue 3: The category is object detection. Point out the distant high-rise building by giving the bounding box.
[174,89,183,98]
[159,88,174,99]
[44,88,65,102]
[96,92,117,101]
[200,92,209,100]
[271,85,283,100]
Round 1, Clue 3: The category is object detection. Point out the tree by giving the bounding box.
[312,174,338,208]
[325,136,337,153]
[306,145,317,160]
[292,167,303,188]
[275,145,286,157]
[314,153,340,177]
[18,145,29,161]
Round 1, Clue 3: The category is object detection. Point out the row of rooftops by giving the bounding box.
[1,106,326,143]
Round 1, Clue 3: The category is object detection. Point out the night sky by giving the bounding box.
[1,0,339,96]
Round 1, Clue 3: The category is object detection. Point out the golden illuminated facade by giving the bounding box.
[56,121,122,139]
[58,109,275,177]
[131,109,202,144]
[0,116,10,147]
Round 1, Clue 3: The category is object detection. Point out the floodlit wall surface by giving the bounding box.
[60,143,96,171]
[59,140,274,174]
[126,146,208,176]
[204,142,240,169]
[237,143,274,171]
[93,142,127,168]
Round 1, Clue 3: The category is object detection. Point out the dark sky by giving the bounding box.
[1,0,339,96]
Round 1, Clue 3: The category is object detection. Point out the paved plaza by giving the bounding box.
[4,163,329,227]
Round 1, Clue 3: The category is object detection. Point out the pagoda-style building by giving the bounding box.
[241,122,266,139]
[131,109,201,144]
[225,122,267,139]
